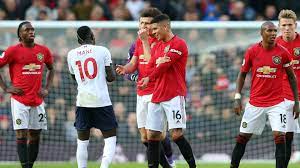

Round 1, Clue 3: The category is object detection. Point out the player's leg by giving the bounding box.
[91,106,118,168]
[268,101,288,168]
[27,103,47,168]
[75,107,92,168]
[163,96,196,168]
[230,103,266,168]
[161,131,175,167]
[136,95,149,147]
[11,98,30,168]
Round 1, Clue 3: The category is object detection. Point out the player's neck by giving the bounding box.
[283,32,297,42]
[262,41,275,50]
[21,42,35,48]
[162,32,174,42]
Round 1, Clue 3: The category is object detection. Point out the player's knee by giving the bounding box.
[236,134,250,144]
[274,133,285,144]
[170,129,183,141]
[77,130,90,140]
[28,129,41,140]
[147,130,161,141]
[286,132,294,141]
[102,129,117,139]
[16,129,28,138]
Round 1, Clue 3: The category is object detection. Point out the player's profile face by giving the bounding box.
[151,22,166,41]
[20,23,35,43]
[279,18,297,38]
[262,25,277,44]
[139,17,152,31]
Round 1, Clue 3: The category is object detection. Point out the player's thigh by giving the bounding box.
[161,96,186,130]
[11,98,30,130]
[240,103,266,135]
[146,102,165,132]
[284,99,300,133]
[136,94,152,129]
[74,107,93,131]
[29,102,47,130]
[91,105,118,132]
[267,101,289,133]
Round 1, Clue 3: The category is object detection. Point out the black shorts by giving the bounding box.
[74,105,118,131]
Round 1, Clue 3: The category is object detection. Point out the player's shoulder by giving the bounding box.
[173,35,186,44]
[6,43,22,51]
[247,43,261,52]
[94,45,110,53]
[34,43,50,51]
[275,35,283,43]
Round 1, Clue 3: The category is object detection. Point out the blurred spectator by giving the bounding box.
[72,0,94,20]
[52,0,71,20]
[112,5,133,20]
[2,0,21,20]
[25,0,53,20]
[263,4,277,20]
[90,5,107,20]
[114,102,126,123]
[125,0,145,20]
[0,8,6,20]
[65,108,77,142]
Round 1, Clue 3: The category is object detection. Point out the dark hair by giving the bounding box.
[17,21,31,39]
[77,26,93,42]
[140,7,162,18]
[150,14,170,24]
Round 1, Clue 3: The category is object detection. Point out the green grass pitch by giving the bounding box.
[0,162,299,168]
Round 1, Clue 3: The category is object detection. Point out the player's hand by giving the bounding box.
[39,88,49,98]
[5,86,24,95]
[293,101,300,119]
[156,56,171,67]
[116,64,126,75]
[138,28,148,42]
[137,77,149,90]
[234,99,242,116]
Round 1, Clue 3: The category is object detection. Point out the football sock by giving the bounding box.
[162,136,173,158]
[230,134,249,168]
[77,139,89,168]
[173,136,196,168]
[159,143,172,168]
[28,139,40,168]
[16,137,28,168]
[100,136,116,168]
[274,134,286,168]
[147,140,160,168]
[285,132,294,167]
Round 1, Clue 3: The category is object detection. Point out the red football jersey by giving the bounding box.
[241,42,292,107]
[276,33,300,101]
[134,37,158,96]
[147,35,188,103]
[0,43,53,106]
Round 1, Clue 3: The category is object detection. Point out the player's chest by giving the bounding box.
[252,51,284,74]
[14,49,46,65]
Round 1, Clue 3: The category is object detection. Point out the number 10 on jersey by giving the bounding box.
[76,58,98,81]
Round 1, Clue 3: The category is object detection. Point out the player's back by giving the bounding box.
[67,44,112,107]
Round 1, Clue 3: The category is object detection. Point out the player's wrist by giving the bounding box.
[234,93,242,100]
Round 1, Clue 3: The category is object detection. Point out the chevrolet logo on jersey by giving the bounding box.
[23,63,41,71]
[257,66,277,74]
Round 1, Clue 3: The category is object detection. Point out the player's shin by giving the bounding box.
[27,139,40,168]
[100,136,117,168]
[285,132,294,167]
[161,136,173,159]
[230,134,250,168]
[159,143,172,168]
[148,140,160,168]
[16,137,28,168]
[173,136,196,168]
[274,134,286,168]
[77,139,89,168]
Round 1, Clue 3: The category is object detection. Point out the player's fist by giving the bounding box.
[138,28,148,42]
[39,88,49,98]
[156,56,171,67]
[116,65,126,75]
[234,99,242,116]
[293,101,299,119]
[5,86,24,95]
[137,77,149,90]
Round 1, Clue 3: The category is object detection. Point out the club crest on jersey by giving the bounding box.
[37,53,44,62]
[272,56,281,65]
[164,45,170,54]
[294,47,300,57]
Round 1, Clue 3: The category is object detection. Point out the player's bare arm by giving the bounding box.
[138,29,151,62]
[285,66,300,119]
[116,56,138,75]
[39,62,54,98]
[105,64,116,82]
[0,75,24,95]
[234,72,247,116]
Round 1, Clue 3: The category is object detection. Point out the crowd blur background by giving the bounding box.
[0,0,299,163]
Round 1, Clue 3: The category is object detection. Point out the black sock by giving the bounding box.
[28,139,40,168]
[148,140,160,168]
[230,135,249,168]
[159,143,171,168]
[275,134,286,168]
[17,138,28,168]
[285,132,293,168]
[162,137,173,158]
[143,141,148,148]
[174,136,196,168]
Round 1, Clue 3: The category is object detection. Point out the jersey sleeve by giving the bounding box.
[44,46,53,65]
[67,51,74,75]
[0,47,13,67]
[282,49,293,68]
[240,47,252,72]
[103,47,112,66]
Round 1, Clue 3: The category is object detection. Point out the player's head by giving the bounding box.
[77,26,95,45]
[151,14,171,41]
[278,9,297,40]
[17,21,35,43]
[139,8,162,35]
[260,21,277,45]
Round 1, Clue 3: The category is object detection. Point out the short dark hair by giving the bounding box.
[77,26,93,42]
[17,21,31,39]
[150,14,170,24]
[140,7,162,18]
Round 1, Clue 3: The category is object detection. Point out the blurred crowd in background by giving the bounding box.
[0,0,300,21]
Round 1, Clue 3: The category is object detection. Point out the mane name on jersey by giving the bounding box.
[77,49,92,55]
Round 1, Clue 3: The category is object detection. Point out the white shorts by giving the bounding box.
[11,98,47,130]
[240,102,287,135]
[284,99,300,133]
[136,94,152,128]
[146,96,186,132]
